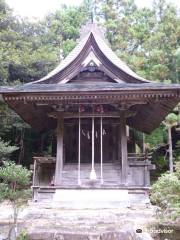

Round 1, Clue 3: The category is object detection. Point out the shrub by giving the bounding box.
[150,163,180,220]
[0,161,32,239]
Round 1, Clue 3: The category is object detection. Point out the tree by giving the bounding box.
[0,0,15,84]
[164,113,179,173]
[91,0,180,83]
[175,48,180,83]
[0,161,31,240]
[0,138,18,161]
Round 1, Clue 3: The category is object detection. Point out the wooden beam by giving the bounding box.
[48,111,121,119]
[54,113,64,185]
[48,111,136,120]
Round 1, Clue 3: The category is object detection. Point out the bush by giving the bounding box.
[150,163,180,220]
[0,138,18,161]
[17,230,28,240]
[0,161,32,239]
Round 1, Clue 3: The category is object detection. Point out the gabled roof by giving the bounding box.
[28,23,150,85]
[0,24,180,133]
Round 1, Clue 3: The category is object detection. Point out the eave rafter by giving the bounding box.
[3,90,180,103]
[2,89,180,133]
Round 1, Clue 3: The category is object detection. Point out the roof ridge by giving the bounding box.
[26,23,151,85]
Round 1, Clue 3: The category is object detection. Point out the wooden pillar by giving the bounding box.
[54,114,64,185]
[112,124,116,162]
[120,111,128,185]
[78,116,81,185]
[32,159,37,186]
[118,125,121,165]
[100,116,103,184]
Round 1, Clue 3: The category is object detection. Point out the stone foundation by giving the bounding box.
[0,201,156,240]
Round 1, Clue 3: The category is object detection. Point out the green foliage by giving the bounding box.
[0,137,18,161]
[151,155,168,179]
[174,162,180,178]
[0,161,32,203]
[0,161,31,239]
[17,230,28,240]
[151,163,180,219]
[175,48,180,82]
[145,125,167,149]
[0,161,31,185]
[151,172,180,208]
[174,140,180,162]
[92,0,180,83]
[165,113,179,127]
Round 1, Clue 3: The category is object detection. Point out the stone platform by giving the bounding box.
[35,187,150,208]
[53,189,130,208]
[0,201,157,240]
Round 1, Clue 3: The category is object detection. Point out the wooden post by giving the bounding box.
[100,116,103,184]
[120,111,128,185]
[78,115,81,185]
[54,113,64,185]
[32,159,37,186]
[112,124,116,162]
[118,125,121,166]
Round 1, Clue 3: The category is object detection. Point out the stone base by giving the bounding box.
[53,189,130,208]
[34,187,150,208]
[0,200,157,240]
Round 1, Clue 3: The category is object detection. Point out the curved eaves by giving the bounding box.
[26,33,91,85]
[127,98,179,133]
[92,31,150,83]
[26,29,150,85]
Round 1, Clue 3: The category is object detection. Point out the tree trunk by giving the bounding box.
[8,202,18,240]
[168,126,173,173]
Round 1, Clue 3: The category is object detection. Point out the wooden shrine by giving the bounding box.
[1,23,180,202]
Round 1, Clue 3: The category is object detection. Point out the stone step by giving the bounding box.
[63,164,121,170]
[62,175,120,179]
[63,167,121,170]
[61,163,121,185]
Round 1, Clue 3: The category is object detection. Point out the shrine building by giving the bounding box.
[1,24,180,204]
